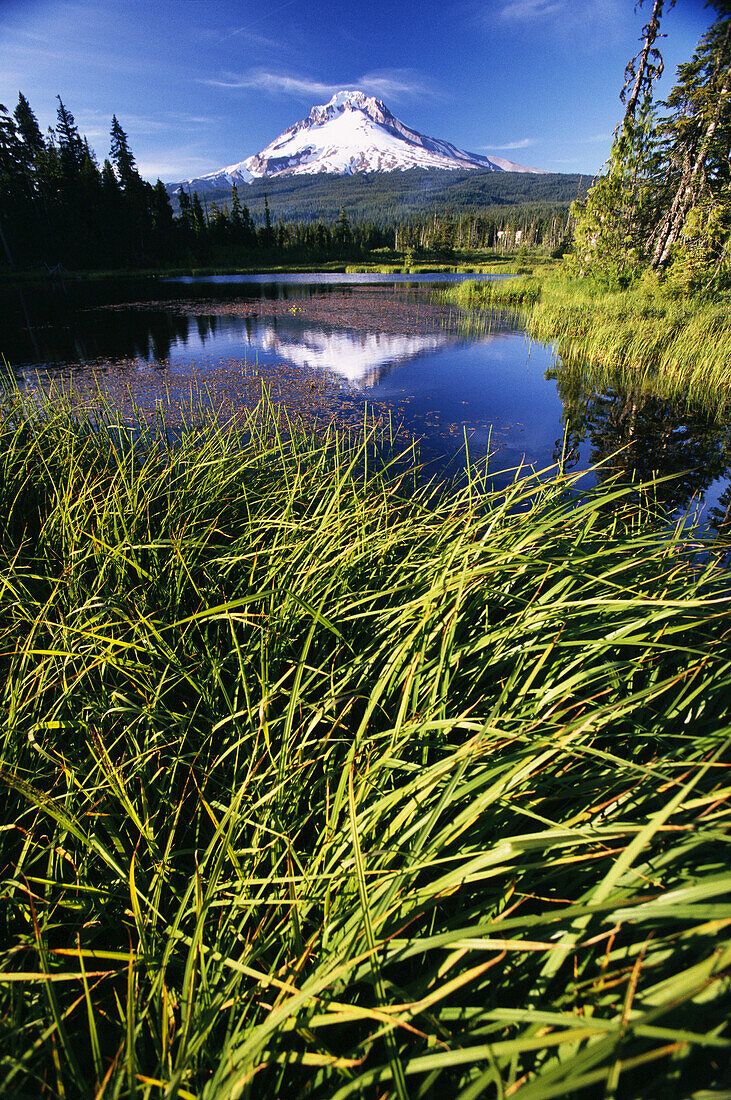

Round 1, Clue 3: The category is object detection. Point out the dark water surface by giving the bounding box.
[3,272,731,525]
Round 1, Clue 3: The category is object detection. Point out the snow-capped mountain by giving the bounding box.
[181,90,544,191]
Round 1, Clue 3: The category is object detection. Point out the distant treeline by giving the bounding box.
[0,92,580,272]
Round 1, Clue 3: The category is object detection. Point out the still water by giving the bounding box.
[3,272,731,524]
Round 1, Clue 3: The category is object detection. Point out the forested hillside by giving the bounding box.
[168,167,589,227]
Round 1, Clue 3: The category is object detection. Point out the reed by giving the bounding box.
[445,275,543,307]
[0,388,729,1098]
[443,275,731,414]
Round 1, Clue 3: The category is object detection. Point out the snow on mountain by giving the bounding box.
[182,90,545,191]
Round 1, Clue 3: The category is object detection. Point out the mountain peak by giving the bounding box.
[323,90,374,110]
[184,93,546,189]
[309,90,390,127]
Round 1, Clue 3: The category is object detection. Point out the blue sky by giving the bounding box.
[1,0,713,182]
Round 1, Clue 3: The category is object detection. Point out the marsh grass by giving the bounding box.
[444,276,543,309]
[444,276,731,415]
[0,389,730,1098]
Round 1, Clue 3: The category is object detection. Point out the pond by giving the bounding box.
[3,272,731,527]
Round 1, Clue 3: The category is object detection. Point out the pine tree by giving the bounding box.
[276,215,289,252]
[0,103,24,181]
[230,182,256,248]
[569,1,731,291]
[568,97,662,286]
[191,192,206,236]
[109,115,139,188]
[151,180,173,226]
[242,202,256,247]
[231,183,244,231]
[55,96,84,174]
[334,205,353,254]
[648,4,731,286]
[177,188,193,230]
[621,0,671,123]
[101,158,118,194]
[567,1,670,286]
[14,92,45,166]
[0,103,27,266]
[263,193,273,248]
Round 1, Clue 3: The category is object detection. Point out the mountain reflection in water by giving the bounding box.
[4,274,731,528]
[216,320,452,386]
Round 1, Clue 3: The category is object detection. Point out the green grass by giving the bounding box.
[0,389,730,1098]
[443,274,544,308]
[444,274,731,415]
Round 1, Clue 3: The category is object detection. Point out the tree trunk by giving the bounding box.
[650,57,730,269]
[622,0,666,125]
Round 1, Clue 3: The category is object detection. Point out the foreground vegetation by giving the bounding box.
[1,392,729,1098]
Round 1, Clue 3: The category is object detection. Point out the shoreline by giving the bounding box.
[0,250,540,287]
[443,271,731,414]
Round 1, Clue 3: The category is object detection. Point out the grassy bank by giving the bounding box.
[445,274,731,414]
[1,392,730,1098]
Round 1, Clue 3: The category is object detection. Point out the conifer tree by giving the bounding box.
[263,193,273,248]
[276,215,289,251]
[649,3,731,285]
[231,183,243,226]
[241,202,256,247]
[151,179,173,226]
[230,182,251,246]
[0,103,23,181]
[569,0,730,291]
[230,182,257,248]
[55,96,84,174]
[14,92,45,166]
[109,115,139,187]
[0,104,27,265]
[101,158,119,194]
[567,0,669,286]
[191,192,206,236]
[151,179,175,259]
[334,205,353,253]
[177,188,193,231]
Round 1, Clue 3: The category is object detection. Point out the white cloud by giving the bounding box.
[210,26,282,50]
[205,0,299,48]
[487,0,622,32]
[498,0,564,20]
[356,69,434,100]
[201,67,433,102]
[137,150,220,183]
[482,137,536,150]
[73,108,218,140]
[204,71,335,96]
